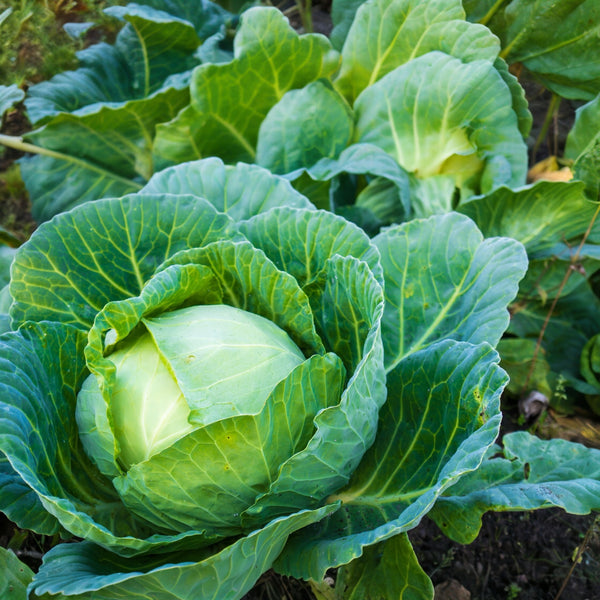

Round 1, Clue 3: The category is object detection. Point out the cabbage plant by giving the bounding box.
[1,160,599,599]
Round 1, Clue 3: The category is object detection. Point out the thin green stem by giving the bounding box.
[479,0,510,27]
[532,93,561,163]
[297,0,312,33]
[0,133,144,189]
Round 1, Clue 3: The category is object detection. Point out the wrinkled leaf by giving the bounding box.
[154,7,339,166]
[477,0,600,100]
[335,0,499,102]
[22,85,189,222]
[275,340,506,580]
[354,52,527,215]
[374,212,527,371]
[29,505,338,600]
[25,0,227,122]
[142,157,314,219]
[9,194,233,328]
[430,431,600,544]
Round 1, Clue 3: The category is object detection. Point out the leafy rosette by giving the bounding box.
[0,160,530,598]
[0,160,385,597]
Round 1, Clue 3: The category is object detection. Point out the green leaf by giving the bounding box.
[497,338,555,400]
[354,52,527,213]
[0,245,15,288]
[493,57,533,139]
[458,180,598,254]
[239,206,382,288]
[334,534,434,600]
[430,431,600,544]
[256,80,353,174]
[565,93,600,200]
[509,281,600,392]
[275,340,506,580]
[25,0,227,122]
[0,321,236,556]
[154,6,340,165]
[157,239,325,355]
[0,547,34,600]
[244,255,386,526]
[484,0,600,100]
[142,157,314,219]
[330,0,366,50]
[9,194,233,329]
[335,0,500,102]
[462,0,499,23]
[0,452,62,535]
[0,84,24,118]
[301,143,412,218]
[566,94,600,159]
[22,86,190,222]
[373,212,527,371]
[29,504,339,600]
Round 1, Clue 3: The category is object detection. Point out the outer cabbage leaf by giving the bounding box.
[470,0,600,100]
[275,340,507,581]
[142,157,314,219]
[21,86,190,222]
[9,194,234,328]
[565,93,600,200]
[0,547,34,600]
[458,181,597,255]
[374,213,527,371]
[238,206,383,287]
[335,0,500,102]
[331,534,434,600]
[274,214,526,581]
[29,505,338,600]
[25,0,229,123]
[429,432,600,544]
[354,52,527,216]
[153,7,340,166]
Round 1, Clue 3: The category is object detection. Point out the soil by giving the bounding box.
[1,2,599,599]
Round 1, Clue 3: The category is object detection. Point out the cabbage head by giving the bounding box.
[0,159,528,599]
